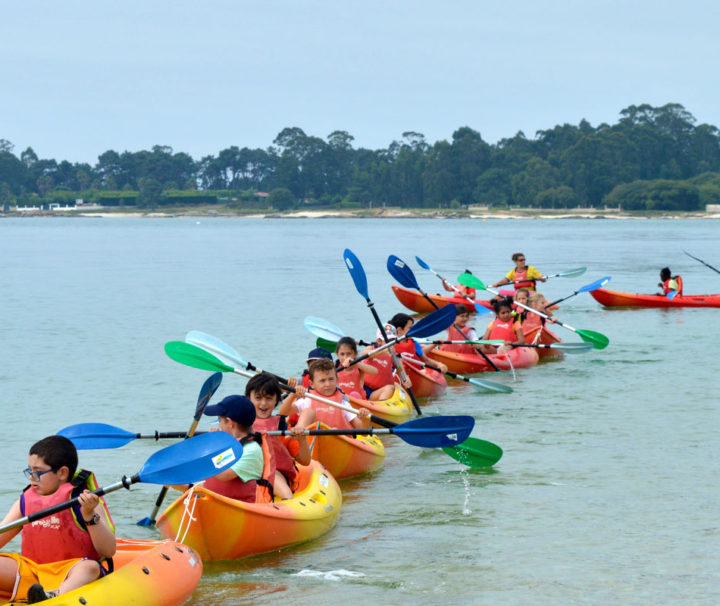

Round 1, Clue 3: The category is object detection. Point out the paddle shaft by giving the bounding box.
[401,354,480,384]
[684,251,720,275]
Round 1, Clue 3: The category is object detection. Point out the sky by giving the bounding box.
[1,0,719,164]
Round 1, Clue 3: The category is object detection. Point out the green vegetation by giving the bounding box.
[2,103,720,211]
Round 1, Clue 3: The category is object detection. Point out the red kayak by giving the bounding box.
[428,346,539,374]
[590,288,720,308]
[523,324,563,360]
[401,359,447,398]
[391,285,493,314]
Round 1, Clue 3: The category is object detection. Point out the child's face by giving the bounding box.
[27,454,66,496]
[395,320,414,337]
[249,389,278,419]
[515,291,529,306]
[497,306,512,322]
[336,344,356,366]
[309,368,337,396]
[532,296,547,310]
[456,312,469,327]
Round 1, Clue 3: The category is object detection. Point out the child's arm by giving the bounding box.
[514,325,526,344]
[289,425,312,465]
[277,388,304,416]
[0,499,22,549]
[350,407,371,429]
[78,491,116,557]
[356,362,377,376]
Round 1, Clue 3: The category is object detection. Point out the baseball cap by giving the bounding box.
[204,395,256,426]
[306,347,333,363]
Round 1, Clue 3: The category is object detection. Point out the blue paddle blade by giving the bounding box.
[407,304,456,339]
[58,423,137,450]
[138,432,241,485]
[666,290,679,300]
[186,331,249,369]
[472,302,493,314]
[387,255,420,289]
[578,276,611,294]
[195,372,223,419]
[343,248,369,299]
[395,415,475,448]
[415,256,431,270]
[304,316,346,341]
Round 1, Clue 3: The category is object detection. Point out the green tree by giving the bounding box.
[268,187,296,210]
[137,177,163,209]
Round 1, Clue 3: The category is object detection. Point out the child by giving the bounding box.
[658,267,683,295]
[0,435,116,603]
[522,292,556,330]
[442,268,477,298]
[361,326,411,395]
[389,313,448,374]
[336,336,393,401]
[245,373,312,500]
[481,297,525,353]
[202,395,267,503]
[301,347,333,388]
[492,253,546,291]
[279,358,371,431]
[440,304,479,355]
[512,288,530,324]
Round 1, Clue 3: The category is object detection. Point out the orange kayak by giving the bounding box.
[402,360,447,397]
[523,324,563,360]
[391,285,493,314]
[591,288,720,308]
[307,422,386,480]
[428,346,539,373]
[156,461,342,561]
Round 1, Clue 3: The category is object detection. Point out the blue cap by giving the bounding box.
[306,347,333,362]
[204,395,256,426]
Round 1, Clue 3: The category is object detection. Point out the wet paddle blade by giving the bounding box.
[552,342,593,353]
[666,290,679,300]
[577,276,611,294]
[442,438,503,467]
[304,316,346,341]
[343,248,369,299]
[415,256,431,270]
[407,304,456,339]
[165,341,233,372]
[137,432,241,485]
[316,336,337,351]
[467,378,514,394]
[387,255,421,290]
[394,415,474,448]
[186,331,249,369]
[458,273,486,291]
[556,267,587,279]
[576,329,610,349]
[59,423,137,450]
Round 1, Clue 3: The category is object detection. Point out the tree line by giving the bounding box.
[2,103,720,211]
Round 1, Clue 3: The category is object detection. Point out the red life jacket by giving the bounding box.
[20,470,113,565]
[513,268,537,290]
[301,372,310,388]
[395,339,420,361]
[441,324,477,354]
[364,351,394,390]
[303,388,353,429]
[253,416,299,492]
[487,319,520,342]
[203,435,275,503]
[522,312,544,330]
[337,365,362,397]
[663,276,683,295]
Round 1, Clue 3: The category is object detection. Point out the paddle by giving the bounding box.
[165,342,502,467]
[136,371,223,527]
[399,354,513,394]
[683,250,720,275]
[415,255,492,314]
[510,342,593,353]
[0,432,241,534]
[511,266,587,284]
[416,339,504,346]
[58,416,475,450]
[458,273,610,350]
[387,254,439,310]
[316,336,337,352]
[343,248,425,416]
[544,276,612,308]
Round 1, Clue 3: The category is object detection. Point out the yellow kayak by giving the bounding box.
[347,384,413,425]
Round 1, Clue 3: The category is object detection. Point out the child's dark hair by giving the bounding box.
[511,252,525,262]
[455,303,469,315]
[388,313,413,330]
[660,267,671,281]
[30,436,78,479]
[245,372,282,402]
[336,336,358,354]
[308,357,336,380]
[493,296,513,314]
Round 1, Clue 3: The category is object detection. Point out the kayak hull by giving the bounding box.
[402,361,447,398]
[308,423,386,480]
[391,285,493,314]
[591,288,720,308]
[523,325,563,360]
[348,385,413,425]
[3,539,202,606]
[428,346,539,373]
[156,461,341,562]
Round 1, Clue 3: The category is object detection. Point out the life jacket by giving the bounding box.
[441,324,477,354]
[301,371,310,388]
[395,339,421,361]
[203,435,274,503]
[20,469,114,566]
[487,318,520,342]
[303,388,353,429]
[522,312,544,330]
[663,276,683,295]
[364,351,395,390]
[253,416,299,492]
[513,268,537,290]
[336,364,362,397]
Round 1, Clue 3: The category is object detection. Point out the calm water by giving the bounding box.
[1,217,718,605]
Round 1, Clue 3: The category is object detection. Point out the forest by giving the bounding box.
[2,103,720,212]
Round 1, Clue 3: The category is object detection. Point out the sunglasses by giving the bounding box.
[23,467,58,482]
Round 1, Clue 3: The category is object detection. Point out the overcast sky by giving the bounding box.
[1,0,718,164]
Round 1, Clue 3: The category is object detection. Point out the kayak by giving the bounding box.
[428,346,539,373]
[156,460,341,562]
[347,384,413,425]
[591,288,720,308]
[391,285,493,314]
[523,324,563,360]
[401,359,447,398]
[3,539,202,606]
[308,422,386,480]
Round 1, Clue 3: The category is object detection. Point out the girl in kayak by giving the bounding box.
[0,435,116,603]
[441,269,477,298]
[335,337,394,401]
[439,304,479,355]
[389,313,448,374]
[480,298,525,353]
[512,288,530,324]
[492,253,546,291]
[522,292,556,330]
[658,267,683,295]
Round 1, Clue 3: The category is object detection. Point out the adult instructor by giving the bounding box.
[492,252,546,291]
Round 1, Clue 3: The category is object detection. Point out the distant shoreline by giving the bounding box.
[3,207,720,220]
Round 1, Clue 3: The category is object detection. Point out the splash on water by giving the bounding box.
[293,569,365,581]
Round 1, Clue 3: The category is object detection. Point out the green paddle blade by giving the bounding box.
[316,336,337,352]
[576,329,610,349]
[442,437,503,467]
[458,273,486,291]
[165,341,233,372]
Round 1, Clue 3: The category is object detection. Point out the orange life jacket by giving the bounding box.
[337,365,363,397]
[440,324,477,354]
[253,416,299,492]
[364,351,394,390]
[487,318,520,342]
[513,268,537,290]
[395,339,420,361]
[303,388,353,430]
[20,470,113,565]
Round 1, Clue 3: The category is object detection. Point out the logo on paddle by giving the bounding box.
[446,433,458,443]
[345,259,354,270]
[212,447,237,469]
